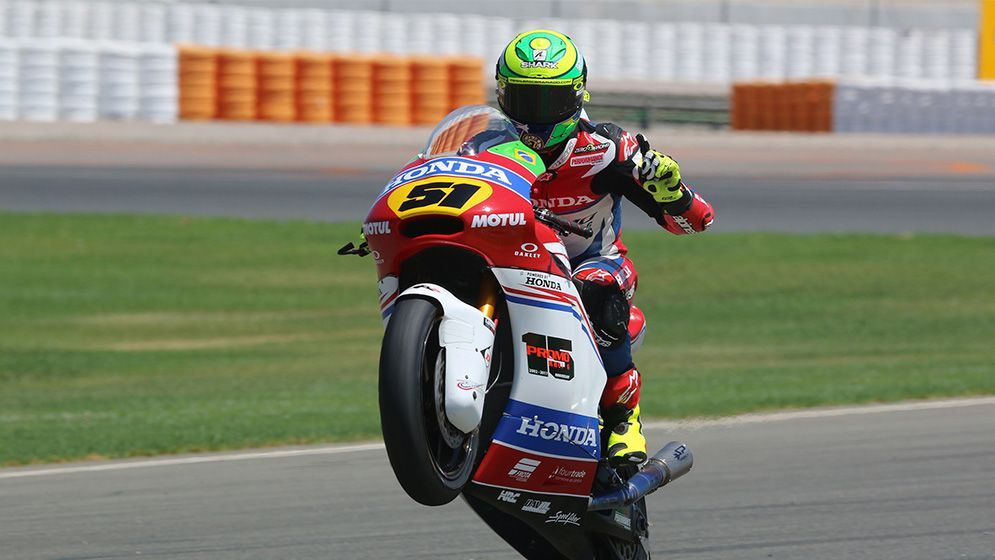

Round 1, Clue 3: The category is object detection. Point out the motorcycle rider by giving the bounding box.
[496,30,715,466]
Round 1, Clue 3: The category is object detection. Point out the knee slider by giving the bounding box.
[575,279,630,350]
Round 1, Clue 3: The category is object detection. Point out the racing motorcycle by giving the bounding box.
[339,105,693,560]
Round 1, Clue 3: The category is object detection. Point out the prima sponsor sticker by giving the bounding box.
[507,457,541,482]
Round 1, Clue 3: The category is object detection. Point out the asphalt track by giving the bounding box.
[1,165,994,234]
[2,128,994,559]
[2,398,994,560]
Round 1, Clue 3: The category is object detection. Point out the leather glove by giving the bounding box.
[633,134,684,203]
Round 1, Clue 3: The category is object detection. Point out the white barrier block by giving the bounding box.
[459,15,490,59]
[354,11,382,53]
[220,6,249,48]
[247,7,276,50]
[87,2,115,40]
[381,13,408,56]
[897,30,925,80]
[868,28,896,78]
[35,1,63,38]
[59,1,88,39]
[140,3,168,45]
[703,24,732,83]
[923,31,951,82]
[732,25,760,80]
[758,25,787,80]
[813,26,842,77]
[274,9,304,50]
[841,27,869,77]
[194,4,223,47]
[0,39,19,120]
[300,9,328,51]
[114,2,141,43]
[626,22,651,81]
[596,20,623,81]
[648,23,677,82]
[326,11,355,53]
[951,30,977,82]
[138,44,177,123]
[786,26,815,79]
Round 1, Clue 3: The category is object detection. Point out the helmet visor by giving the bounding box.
[499,82,582,125]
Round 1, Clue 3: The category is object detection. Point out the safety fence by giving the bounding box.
[731,79,995,134]
[0,0,980,84]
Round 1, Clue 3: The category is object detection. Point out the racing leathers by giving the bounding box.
[528,117,715,465]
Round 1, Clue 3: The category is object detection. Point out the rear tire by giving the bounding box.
[379,297,478,506]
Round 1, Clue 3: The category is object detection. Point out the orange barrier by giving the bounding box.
[372,56,413,126]
[411,57,451,125]
[178,45,218,120]
[257,51,296,122]
[177,47,488,127]
[296,52,334,123]
[334,57,374,124]
[731,80,835,132]
[449,57,487,109]
[216,49,257,121]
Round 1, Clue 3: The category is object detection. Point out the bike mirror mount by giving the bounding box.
[338,241,371,257]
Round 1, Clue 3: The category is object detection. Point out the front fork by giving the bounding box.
[478,273,499,321]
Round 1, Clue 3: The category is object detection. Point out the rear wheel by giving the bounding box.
[379,297,479,506]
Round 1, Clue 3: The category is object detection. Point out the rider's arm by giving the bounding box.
[591,123,714,235]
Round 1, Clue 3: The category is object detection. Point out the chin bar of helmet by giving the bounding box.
[588,441,693,511]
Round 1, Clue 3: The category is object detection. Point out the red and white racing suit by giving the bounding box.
[530,117,715,410]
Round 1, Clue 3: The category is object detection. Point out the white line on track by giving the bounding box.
[641,395,995,430]
[2,397,993,480]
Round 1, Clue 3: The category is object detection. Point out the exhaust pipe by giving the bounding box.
[588,441,693,511]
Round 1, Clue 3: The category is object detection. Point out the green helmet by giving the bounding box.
[496,29,588,152]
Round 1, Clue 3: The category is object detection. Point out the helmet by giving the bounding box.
[496,29,588,152]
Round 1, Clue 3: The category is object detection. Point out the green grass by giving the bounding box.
[1,213,993,465]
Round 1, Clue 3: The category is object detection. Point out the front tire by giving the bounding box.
[379,297,478,506]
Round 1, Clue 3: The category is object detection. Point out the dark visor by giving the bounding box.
[500,83,581,125]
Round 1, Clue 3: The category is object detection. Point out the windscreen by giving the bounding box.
[422,105,521,159]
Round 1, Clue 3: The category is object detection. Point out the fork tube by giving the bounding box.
[478,274,499,319]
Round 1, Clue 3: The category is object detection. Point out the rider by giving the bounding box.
[496,30,715,466]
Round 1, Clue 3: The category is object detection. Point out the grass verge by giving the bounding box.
[2,213,993,465]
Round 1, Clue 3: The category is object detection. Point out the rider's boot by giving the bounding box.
[601,367,648,467]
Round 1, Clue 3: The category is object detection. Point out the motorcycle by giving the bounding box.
[340,105,693,560]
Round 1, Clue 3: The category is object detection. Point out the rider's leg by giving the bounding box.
[573,256,647,466]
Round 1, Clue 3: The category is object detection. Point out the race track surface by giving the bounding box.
[2,399,994,559]
[2,165,994,234]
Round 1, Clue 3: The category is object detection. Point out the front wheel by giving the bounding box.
[379,297,479,506]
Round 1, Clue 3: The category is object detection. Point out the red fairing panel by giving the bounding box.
[662,189,715,235]
[363,155,568,281]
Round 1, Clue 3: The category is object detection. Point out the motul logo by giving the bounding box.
[471,213,526,228]
[362,221,391,236]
